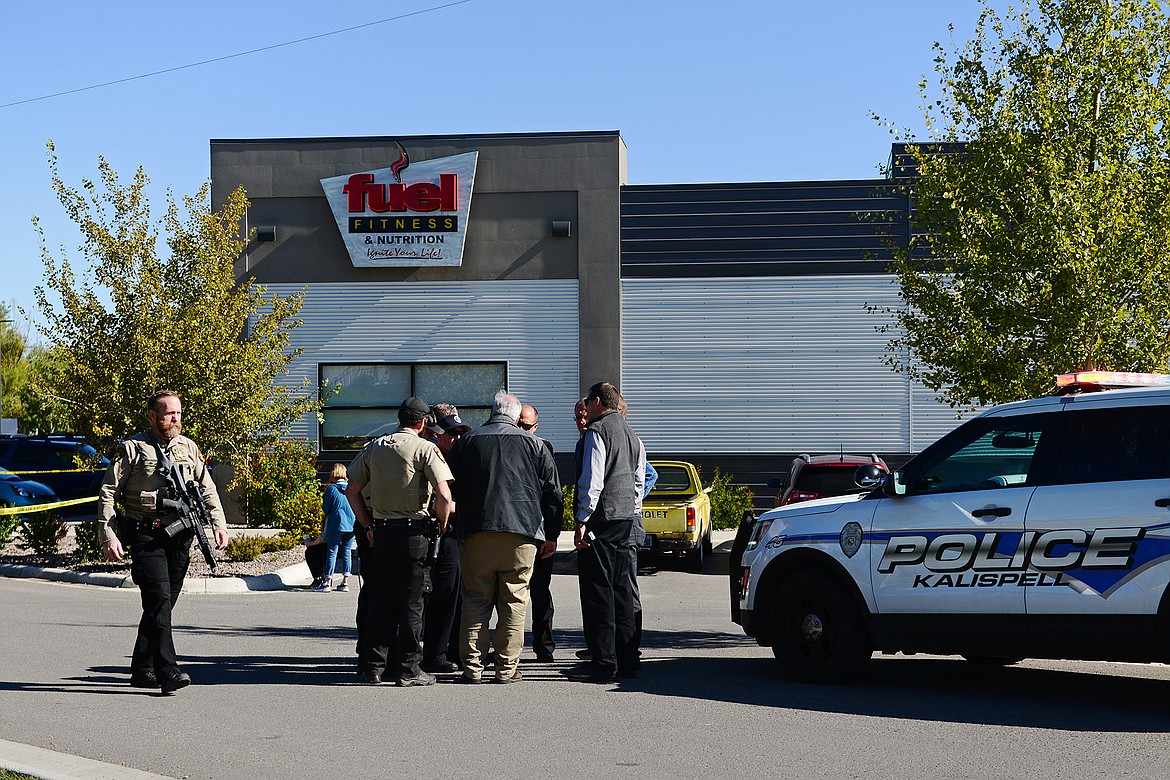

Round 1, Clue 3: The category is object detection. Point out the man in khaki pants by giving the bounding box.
[446,391,562,684]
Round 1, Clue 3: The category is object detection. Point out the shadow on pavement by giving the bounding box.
[619,652,1170,732]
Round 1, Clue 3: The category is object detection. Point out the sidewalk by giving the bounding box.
[0,738,175,780]
[0,530,738,593]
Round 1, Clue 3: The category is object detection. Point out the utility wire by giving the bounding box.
[0,0,474,109]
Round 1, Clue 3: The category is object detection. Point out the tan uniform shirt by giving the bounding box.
[347,429,453,519]
[98,432,228,544]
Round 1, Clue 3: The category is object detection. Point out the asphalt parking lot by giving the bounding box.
[3,552,1170,780]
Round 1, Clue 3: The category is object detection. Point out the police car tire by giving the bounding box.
[769,571,871,683]
[961,655,1024,666]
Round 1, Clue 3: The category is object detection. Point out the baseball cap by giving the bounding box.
[399,396,431,421]
[428,413,472,436]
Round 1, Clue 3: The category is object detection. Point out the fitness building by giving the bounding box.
[210,131,964,493]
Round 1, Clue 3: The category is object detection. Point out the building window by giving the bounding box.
[319,362,506,450]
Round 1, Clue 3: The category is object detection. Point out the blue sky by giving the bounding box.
[0,0,985,337]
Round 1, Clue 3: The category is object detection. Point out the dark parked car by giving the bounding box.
[768,453,889,507]
[0,435,109,519]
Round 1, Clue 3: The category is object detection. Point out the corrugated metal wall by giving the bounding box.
[620,275,969,455]
[621,180,905,278]
[260,280,580,451]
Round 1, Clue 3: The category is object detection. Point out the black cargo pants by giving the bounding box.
[361,522,429,680]
[130,529,192,678]
[577,518,639,675]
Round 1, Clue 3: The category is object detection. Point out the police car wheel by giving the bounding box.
[769,571,871,683]
[961,655,1024,666]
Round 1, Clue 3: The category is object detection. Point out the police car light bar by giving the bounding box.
[1055,371,1170,389]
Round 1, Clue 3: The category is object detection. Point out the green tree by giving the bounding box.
[31,142,324,458]
[0,303,30,426]
[17,345,71,434]
[873,0,1170,408]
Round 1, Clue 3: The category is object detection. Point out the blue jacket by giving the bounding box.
[323,480,356,536]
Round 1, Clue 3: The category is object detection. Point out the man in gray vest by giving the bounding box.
[571,381,647,683]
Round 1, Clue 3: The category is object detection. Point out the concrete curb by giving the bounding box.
[0,532,739,593]
[0,561,313,593]
[0,737,175,780]
[0,563,133,588]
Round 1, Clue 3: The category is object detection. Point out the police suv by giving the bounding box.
[731,372,1170,682]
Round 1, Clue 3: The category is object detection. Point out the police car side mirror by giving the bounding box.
[882,470,908,497]
[854,464,887,490]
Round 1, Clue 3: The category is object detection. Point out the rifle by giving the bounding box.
[153,444,218,572]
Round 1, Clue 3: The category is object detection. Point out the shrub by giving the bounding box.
[0,505,19,548]
[708,467,755,530]
[17,511,67,555]
[225,534,267,562]
[73,519,107,563]
[561,484,576,531]
[273,490,323,540]
[233,439,323,535]
[262,532,301,553]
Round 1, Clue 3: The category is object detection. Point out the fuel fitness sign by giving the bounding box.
[321,144,477,267]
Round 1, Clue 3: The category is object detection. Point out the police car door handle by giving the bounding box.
[970,506,1011,518]
[1155,498,1170,508]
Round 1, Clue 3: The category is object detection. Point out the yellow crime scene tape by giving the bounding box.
[1,468,104,474]
[0,496,99,516]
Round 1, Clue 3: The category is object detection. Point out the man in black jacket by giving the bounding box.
[449,391,562,684]
[519,403,558,662]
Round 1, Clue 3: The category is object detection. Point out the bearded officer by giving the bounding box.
[99,389,229,694]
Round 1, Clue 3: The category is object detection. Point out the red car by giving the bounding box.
[769,453,889,507]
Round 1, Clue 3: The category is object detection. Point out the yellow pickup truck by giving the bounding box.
[640,460,713,570]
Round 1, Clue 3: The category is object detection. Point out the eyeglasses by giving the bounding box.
[518,421,536,430]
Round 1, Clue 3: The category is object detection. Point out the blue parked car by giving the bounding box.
[0,469,61,520]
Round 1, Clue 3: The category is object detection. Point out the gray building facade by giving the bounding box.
[210,131,965,496]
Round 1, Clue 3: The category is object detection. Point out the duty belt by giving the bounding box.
[372,517,425,529]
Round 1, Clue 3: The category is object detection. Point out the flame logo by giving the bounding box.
[390,141,410,183]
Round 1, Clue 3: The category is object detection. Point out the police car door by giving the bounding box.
[1022,396,1170,653]
[870,408,1059,621]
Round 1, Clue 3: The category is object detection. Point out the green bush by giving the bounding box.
[17,510,67,555]
[0,505,19,548]
[707,467,755,530]
[273,490,323,539]
[225,534,267,562]
[233,439,323,535]
[262,532,301,553]
[73,519,107,563]
[561,484,577,531]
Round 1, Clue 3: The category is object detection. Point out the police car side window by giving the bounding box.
[910,413,1054,495]
[1051,406,1170,484]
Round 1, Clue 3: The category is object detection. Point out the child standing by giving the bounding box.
[315,463,357,592]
